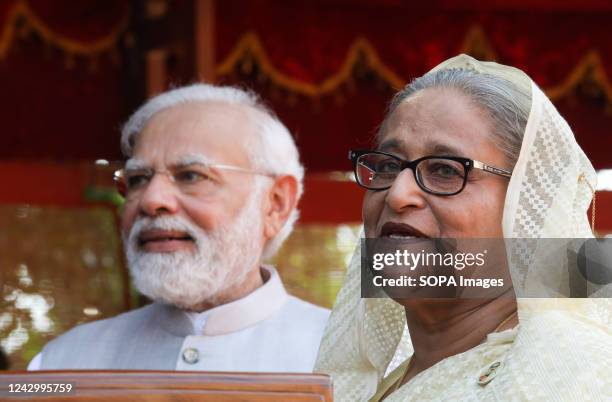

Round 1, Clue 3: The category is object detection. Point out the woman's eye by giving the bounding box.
[376,159,400,172]
[430,163,462,177]
[126,174,150,189]
[175,170,209,183]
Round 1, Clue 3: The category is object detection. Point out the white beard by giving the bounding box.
[125,191,263,310]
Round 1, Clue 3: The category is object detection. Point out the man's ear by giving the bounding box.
[263,175,299,241]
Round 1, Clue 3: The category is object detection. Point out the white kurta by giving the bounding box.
[29,266,330,372]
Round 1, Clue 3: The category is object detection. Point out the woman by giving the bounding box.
[314,55,612,401]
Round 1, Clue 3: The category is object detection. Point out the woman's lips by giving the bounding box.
[379,222,430,238]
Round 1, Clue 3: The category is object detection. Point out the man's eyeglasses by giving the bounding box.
[349,149,512,196]
[113,162,274,200]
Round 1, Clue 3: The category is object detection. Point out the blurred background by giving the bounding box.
[1,0,612,370]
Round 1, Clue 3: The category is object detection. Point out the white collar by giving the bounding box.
[183,265,287,336]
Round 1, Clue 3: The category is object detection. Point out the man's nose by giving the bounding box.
[137,173,180,217]
[385,169,427,212]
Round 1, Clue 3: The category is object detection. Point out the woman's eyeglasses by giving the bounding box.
[349,149,512,196]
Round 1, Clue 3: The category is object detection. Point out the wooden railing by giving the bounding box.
[0,371,333,401]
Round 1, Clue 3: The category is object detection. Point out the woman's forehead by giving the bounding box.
[378,88,496,160]
[378,137,465,158]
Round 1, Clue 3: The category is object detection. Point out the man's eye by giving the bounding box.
[126,174,150,189]
[174,170,209,183]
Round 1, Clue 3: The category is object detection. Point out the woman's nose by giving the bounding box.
[385,169,427,212]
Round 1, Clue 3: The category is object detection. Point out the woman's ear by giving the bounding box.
[262,175,299,241]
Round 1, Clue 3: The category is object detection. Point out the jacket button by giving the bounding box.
[182,348,199,364]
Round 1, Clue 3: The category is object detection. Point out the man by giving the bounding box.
[29,84,329,372]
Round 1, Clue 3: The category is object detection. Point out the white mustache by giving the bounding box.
[128,215,205,250]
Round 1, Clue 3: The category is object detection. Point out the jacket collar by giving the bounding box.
[181,265,288,336]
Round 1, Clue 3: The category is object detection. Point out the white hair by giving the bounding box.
[121,84,304,260]
[382,68,531,168]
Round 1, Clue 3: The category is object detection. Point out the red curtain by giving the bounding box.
[0,0,130,161]
[215,0,612,171]
[1,0,611,171]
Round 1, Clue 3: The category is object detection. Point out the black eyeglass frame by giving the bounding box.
[348,149,512,196]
